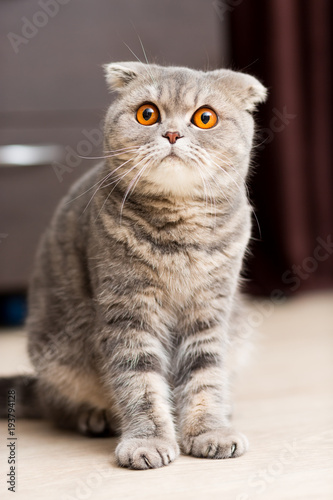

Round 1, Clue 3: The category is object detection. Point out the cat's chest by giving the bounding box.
[100,208,239,304]
[144,227,228,303]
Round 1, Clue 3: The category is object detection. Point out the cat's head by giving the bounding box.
[103,62,266,199]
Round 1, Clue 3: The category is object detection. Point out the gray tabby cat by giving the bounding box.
[0,62,266,469]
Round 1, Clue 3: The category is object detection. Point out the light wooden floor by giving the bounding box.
[0,291,332,500]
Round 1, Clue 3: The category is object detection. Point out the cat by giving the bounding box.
[0,62,266,469]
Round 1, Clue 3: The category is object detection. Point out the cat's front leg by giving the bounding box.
[95,318,179,469]
[174,311,248,459]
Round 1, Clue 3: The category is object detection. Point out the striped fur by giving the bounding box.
[23,63,266,468]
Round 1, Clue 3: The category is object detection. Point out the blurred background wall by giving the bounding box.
[0,0,332,325]
[229,0,333,297]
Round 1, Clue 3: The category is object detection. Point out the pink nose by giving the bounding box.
[163,131,182,144]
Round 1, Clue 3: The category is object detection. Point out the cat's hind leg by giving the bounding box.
[77,407,113,437]
[40,389,118,437]
[0,374,117,436]
[31,353,123,433]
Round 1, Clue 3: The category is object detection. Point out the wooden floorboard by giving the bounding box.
[0,291,332,499]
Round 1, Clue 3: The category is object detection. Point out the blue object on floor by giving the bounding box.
[0,294,27,326]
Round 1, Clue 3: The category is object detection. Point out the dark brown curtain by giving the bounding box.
[229,0,333,296]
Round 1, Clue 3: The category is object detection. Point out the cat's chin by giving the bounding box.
[148,155,201,197]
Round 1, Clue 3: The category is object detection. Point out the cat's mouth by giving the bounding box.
[164,148,183,159]
[161,152,190,167]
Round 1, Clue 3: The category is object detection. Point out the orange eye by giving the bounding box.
[192,107,218,129]
[136,103,160,126]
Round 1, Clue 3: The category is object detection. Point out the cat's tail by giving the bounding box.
[0,375,42,418]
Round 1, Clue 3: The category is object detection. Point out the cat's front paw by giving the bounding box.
[116,437,180,469]
[182,428,248,459]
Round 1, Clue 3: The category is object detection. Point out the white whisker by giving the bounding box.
[80,156,137,215]
[123,42,156,87]
[119,156,154,221]
[95,154,153,222]
[195,162,218,223]
[103,145,141,153]
[192,146,241,212]
[66,169,119,206]
[77,147,139,160]
[208,154,245,194]
[137,34,157,86]
[195,163,213,219]
[101,163,140,191]
[205,149,262,238]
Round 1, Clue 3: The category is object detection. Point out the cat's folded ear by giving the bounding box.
[213,69,268,112]
[103,62,145,91]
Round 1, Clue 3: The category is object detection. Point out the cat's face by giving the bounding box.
[103,63,266,199]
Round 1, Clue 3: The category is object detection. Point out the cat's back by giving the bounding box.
[28,162,105,308]
[58,161,105,220]
[35,161,106,257]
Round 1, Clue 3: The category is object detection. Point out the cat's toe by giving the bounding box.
[182,428,248,459]
[116,437,179,469]
[78,408,109,437]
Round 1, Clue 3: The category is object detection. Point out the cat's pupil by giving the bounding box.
[143,108,153,121]
[201,112,211,124]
